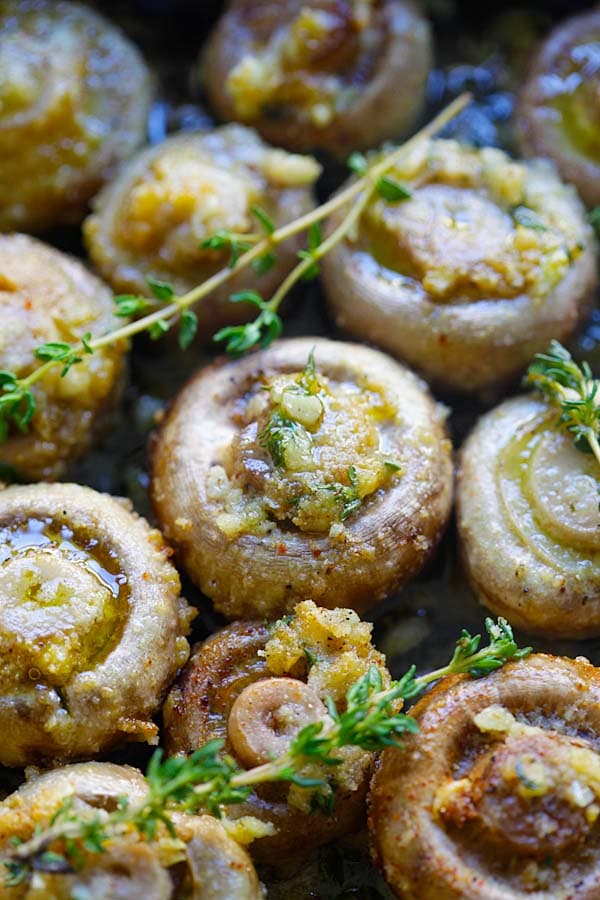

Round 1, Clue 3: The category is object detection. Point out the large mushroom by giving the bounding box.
[84,126,320,338]
[516,9,600,209]
[0,0,151,232]
[0,234,128,482]
[456,395,600,638]
[0,762,262,899]
[151,337,453,620]
[0,482,193,768]
[163,600,390,864]
[201,0,432,159]
[321,139,597,396]
[369,653,600,899]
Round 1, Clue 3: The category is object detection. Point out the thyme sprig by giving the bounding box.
[524,340,600,467]
[3,616,527,885]
[0,94,470,446]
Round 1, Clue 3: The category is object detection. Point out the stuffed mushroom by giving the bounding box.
[0,0,152,232]
[151,337,453,620]
[0,762,262,899]
[456,394,600,638]
[84,126,320,337]
[0,482,193,768]
[321,139,597,395]
[202,0,432,159]
[0,234,128,482]
[164,600,390,864]
[369,653,600,899]
[517,9,600,209]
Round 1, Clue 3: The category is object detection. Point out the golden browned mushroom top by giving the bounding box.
[457,394,600,638]
[202,0,431,158]
[84,126,320,336]
[0,0,152,232]
[369,653,600,900]
[0,234,128,482]
[0,762,262,899]
[164,600,389,863]
[151,337,453,619]
[321,138,597,395]
[0,482,193,768]
[517,9,600,208]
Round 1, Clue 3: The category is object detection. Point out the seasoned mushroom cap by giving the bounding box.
[0,0,152,231]
[164,601,390,863]
[322,139,597,395]
[0,482,193,768]
[84,126,320,337]
[151,337,453,620]
[369,654,600,900]
[0,762,262,899]
[457,394,600,638]
[0,234,127,482]
[516,9,600,208]
[202,0,432,158]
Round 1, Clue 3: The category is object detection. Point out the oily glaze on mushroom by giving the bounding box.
[0,482,193,768]
[151,337,453,620]
[84,126,320,337]
[456,395,600,638]
[369,653,600,899]
[321,139,597,396]
[517,9,600,209]
[0,0,152,232]
[0,762,262,899]
[164,600,389,864]
[202,0,431,159]
[0,234,127,482]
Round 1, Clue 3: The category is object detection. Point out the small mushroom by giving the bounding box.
[151,337,453,620]
[201,0,432,159]
[321,139,597,396]
[369,654,600,899]
[0,762,262,899]
[0,482,193,767]
[0,0,151,231]
[516,9,600,208]
[456,395,600,638]
[0,234,128,482]
[84,125,320,337]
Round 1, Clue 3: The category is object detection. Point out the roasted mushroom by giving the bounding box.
[0,0,152,232]
[369,653,600,899]
[151,337,453,620]
[0,482,193,768]
[517,9,600,209]
[456,394,600,638]
[164,600,389,863]
[321,139,597,395]
[0,234,128,482]
[0,762,262,899]
[84,126,320,336]
[202,0,432,159]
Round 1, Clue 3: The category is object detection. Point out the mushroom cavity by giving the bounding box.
[151,337,453,620]
[457,395,600,638]
[321,139,597,395]
[369,654,600,899]
[84,126,320,337]
[0,234,128,482]
[0,0,151,231]
[0,483,193,767]
[202,0,432,158]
